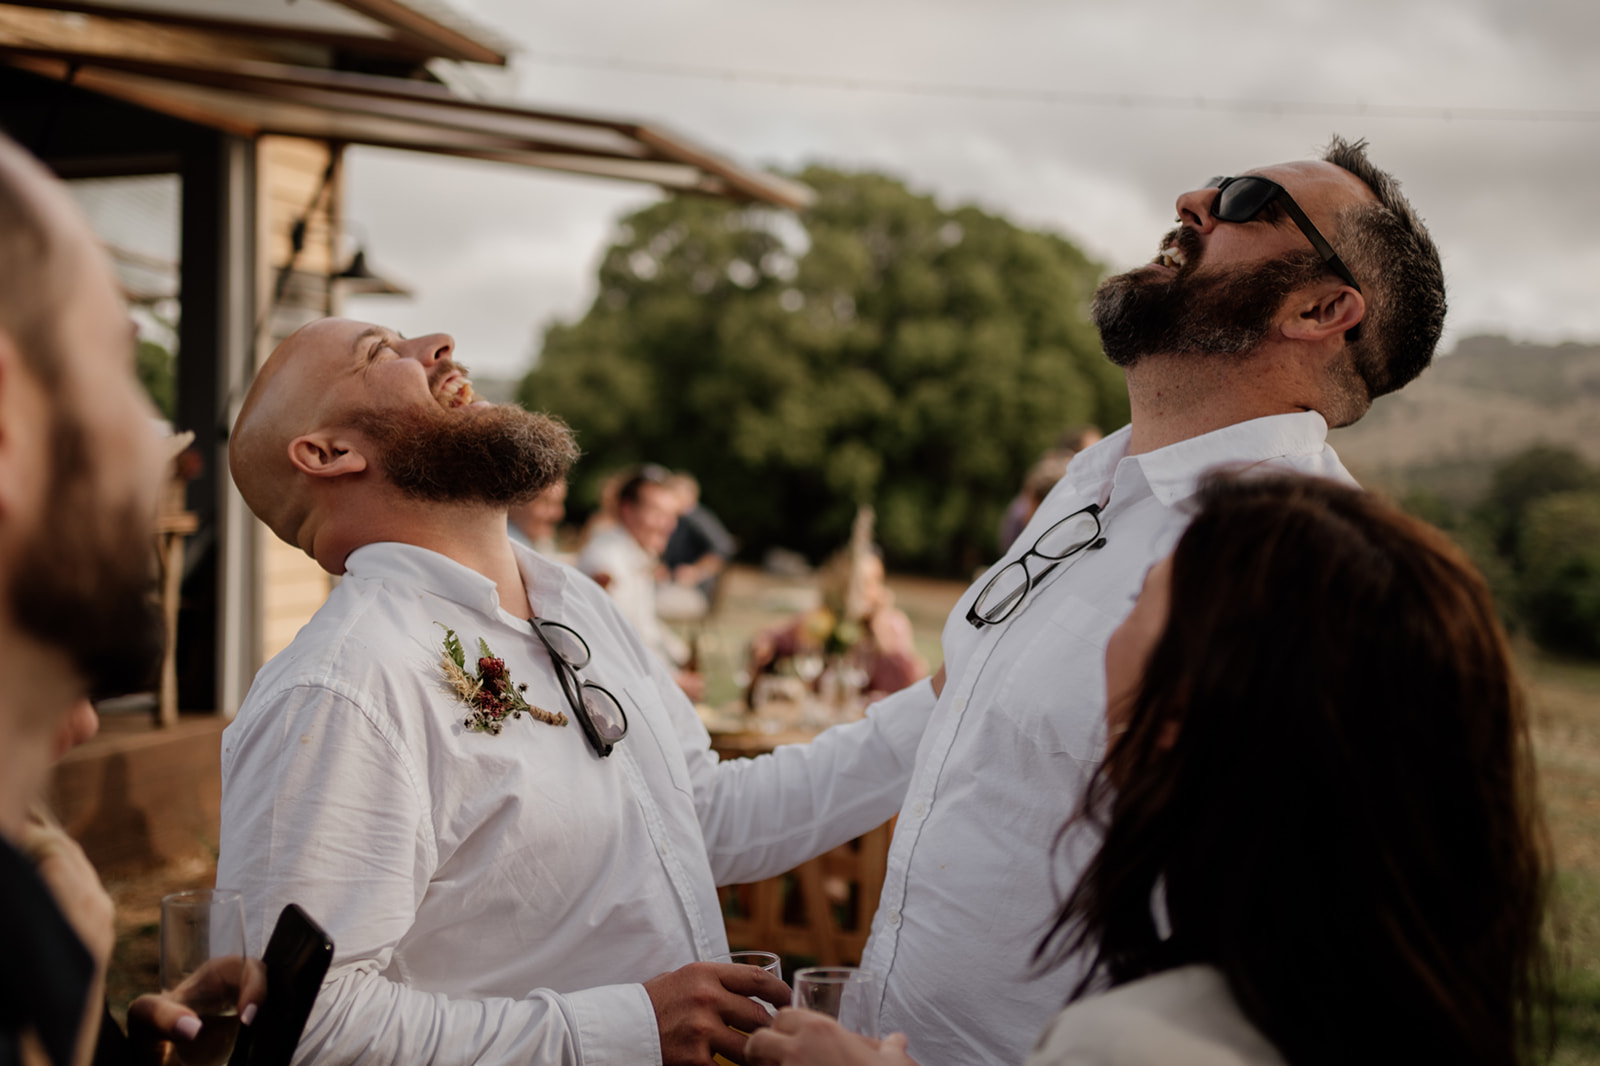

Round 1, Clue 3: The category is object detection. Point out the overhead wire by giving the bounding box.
[520,51,1600,124]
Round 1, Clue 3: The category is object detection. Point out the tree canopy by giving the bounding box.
[520,166,1126,573]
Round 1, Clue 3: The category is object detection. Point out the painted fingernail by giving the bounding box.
[241,1003,258,1027]
[176,1015,202,1040]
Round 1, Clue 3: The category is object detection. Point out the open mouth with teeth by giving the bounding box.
[1155,243,1188,270]
[436,375,477,409]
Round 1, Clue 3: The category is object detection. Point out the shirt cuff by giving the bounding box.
[567,982,661,1066]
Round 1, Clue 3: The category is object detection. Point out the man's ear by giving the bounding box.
[287,432,368,479]
[1281,283,1365,344]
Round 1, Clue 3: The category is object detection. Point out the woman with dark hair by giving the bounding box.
[746,472,1550,1066]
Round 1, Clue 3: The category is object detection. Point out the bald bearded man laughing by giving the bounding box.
[217,319,931,1066]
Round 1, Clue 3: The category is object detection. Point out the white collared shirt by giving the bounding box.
[217,542,927,1066]
[577,526,686,667]
[857,412,1355,1066]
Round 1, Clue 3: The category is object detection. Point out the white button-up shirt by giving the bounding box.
[577,526,686,668]
[218,541,928,1066]
[858,412,1356,1066]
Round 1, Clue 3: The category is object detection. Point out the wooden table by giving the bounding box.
[706,705,894,966]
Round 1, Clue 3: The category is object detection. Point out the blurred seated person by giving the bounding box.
[748,507,925,704]
[578,466,705,700]
[997,425,1102,555]
[746,473,1548,1066]
[507,478,568,561]
[659,472,737,616]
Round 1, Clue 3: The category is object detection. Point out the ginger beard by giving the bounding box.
[1092,226,1327,368]
[351,396,579,507]
[10,402,163,700]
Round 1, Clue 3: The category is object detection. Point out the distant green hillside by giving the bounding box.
[1330,335,1600,504]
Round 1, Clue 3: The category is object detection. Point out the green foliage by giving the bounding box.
[1521,492,1600,658]
[1478,445,1600,560]
[521,167,1123,573]
[137,337,175,421]
[1434,445,1600,658]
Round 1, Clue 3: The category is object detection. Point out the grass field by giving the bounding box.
[1526,651,1600,1062]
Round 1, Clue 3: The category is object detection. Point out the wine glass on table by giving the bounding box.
[793,966,881,1038]
[161,889,247,1066]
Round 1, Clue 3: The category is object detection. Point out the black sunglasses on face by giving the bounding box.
[529,618,629,758]
[1204,175,1362,295]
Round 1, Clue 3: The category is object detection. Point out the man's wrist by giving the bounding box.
[565,982,663,1066]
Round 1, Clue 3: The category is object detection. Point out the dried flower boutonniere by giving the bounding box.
[437,624,567,736]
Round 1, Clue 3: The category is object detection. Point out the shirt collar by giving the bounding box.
[343,540,571,620]
[1062,410,1331,509]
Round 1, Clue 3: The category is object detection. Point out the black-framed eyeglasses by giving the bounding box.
[1205,175,1362,296]
[529,618,629,757]
[967,503,1105,628]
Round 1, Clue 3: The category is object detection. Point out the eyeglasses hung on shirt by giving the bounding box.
[967,503,1105,628]
[529,618,629,757]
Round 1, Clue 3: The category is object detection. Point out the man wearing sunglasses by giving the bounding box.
[851,136,1448,1066]
[219,318,931,1066]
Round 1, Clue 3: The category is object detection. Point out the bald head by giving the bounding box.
[230,318,372,547]
[231,317,578,566]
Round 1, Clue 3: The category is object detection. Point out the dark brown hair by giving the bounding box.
[1039,472,1549,1065]
[1322,135,1447,401]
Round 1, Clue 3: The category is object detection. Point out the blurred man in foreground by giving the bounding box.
[0,131,255,1066]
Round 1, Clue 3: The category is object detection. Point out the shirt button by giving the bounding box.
[911,801,927,817]
[952,696,967,713]
[886,909,901,927]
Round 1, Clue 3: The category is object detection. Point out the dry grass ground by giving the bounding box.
[101,567,1600,1063]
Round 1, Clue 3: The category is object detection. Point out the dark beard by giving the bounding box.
[1093,231,1325,367]
[10,407,164,700]
[352,402,579,506]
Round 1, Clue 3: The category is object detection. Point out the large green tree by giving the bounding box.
[521,167,1126,573]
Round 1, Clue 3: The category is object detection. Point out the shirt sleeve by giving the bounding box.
[687,678,937,886]
[217,683,664,1066]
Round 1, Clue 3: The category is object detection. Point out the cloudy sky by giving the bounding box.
[342,0,1600,379]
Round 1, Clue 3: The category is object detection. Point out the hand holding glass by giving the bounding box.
[160,890,247,1066]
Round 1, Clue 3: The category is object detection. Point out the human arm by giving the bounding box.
[20,809,114,1066]
[217,684,665,1066]
[744,1010,914,1066]
[689,676,938,886]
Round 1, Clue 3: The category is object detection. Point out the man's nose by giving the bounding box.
[405,333,455,365]
[1174,185,1221,233]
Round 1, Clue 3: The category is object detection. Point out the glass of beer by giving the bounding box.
[160,889,247,1066]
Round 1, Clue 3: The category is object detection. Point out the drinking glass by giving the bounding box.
[713,950,783,1014]
[793,966,881,1038]
[161,889,247,1066]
